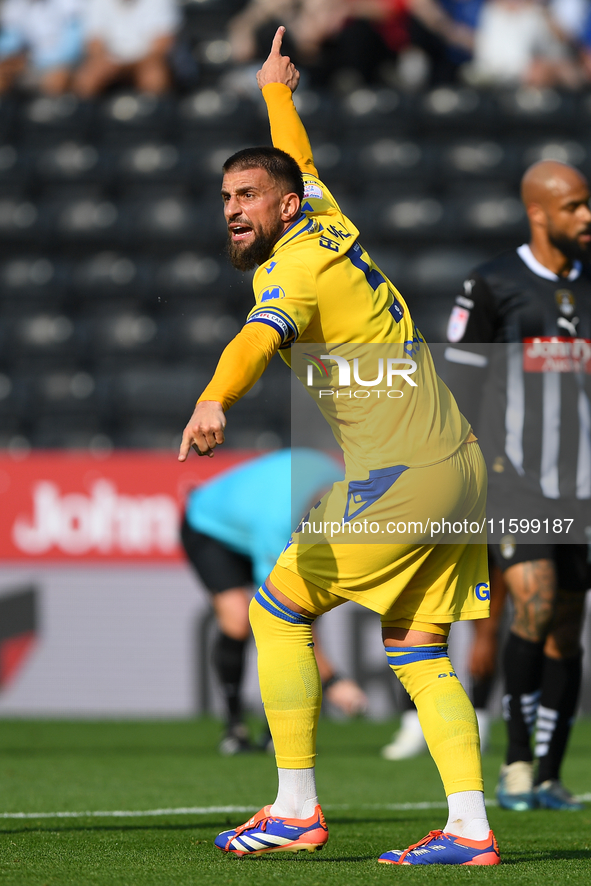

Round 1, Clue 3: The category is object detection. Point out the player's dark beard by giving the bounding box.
[226,223,282,271]
[549,229,591,263]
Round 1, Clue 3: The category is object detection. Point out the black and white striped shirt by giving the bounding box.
[443,245,591,506]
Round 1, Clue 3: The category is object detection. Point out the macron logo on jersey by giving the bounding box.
[265,262,277,274]
[260,286,285,302]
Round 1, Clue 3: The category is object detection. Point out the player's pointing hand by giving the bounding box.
[256,26,300,93]
[178,400,226,461]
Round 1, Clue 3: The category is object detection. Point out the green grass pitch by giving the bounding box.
[0,716,589,885]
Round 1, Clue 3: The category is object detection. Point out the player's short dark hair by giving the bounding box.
[223,147,304,203]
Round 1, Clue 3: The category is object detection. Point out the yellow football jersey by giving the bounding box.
[245,168,469,477]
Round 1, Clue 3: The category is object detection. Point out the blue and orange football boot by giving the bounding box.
[379,829,501,865]
[214,805,328,857]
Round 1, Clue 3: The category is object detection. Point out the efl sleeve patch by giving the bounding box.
[304,183,323,199]
[447,305,470,343]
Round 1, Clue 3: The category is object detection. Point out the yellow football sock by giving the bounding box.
[249,585,321,769]
[386,645,483,795]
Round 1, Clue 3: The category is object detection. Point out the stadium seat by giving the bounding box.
[358,194,452,242]
[0,415,25,441]
[234,362,290,432]
[32,370,109,420]
[31,414,109,449]
[225,371,291,449]
[88,311,167,362]
[453,193,527,240]
[97,93,174,139]
[308,139,346,177]
[71,252,151,305]
[113,420,180,450]
[32,141,109,193]
[125,196,205,248]
[18,94,92,143]
[351,136,429,184]
[154,253,253,314]
[0,96,16,141]
[0,256,66,311]
[110,366,208,446]
[217,264,257,311]
[405,247,488,292]
[437,138,516,184]
[111,366,207,417]
[493,88,575,135]
[572,91,591,136]
[0,144,29,196]
[49,196,123,245]
[165,309,240,362]
[113,141,190,191]
[177,89,255,137]
[338,88,406,135]
[0,372,29,423]
[409,294,452,343]
[152,251,223,309]
[402,248,489,342]
[223,420,287,451]
[3,312,83,368]
[417,87,490,133]
[0,195,42,243]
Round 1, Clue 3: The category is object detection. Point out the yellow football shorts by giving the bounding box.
[270,440,490,622]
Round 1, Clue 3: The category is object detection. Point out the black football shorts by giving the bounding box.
[180,516,253,594]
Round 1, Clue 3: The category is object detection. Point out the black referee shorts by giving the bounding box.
[491,542,590,593]
[180,516,254,595]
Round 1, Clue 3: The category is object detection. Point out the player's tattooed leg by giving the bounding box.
[505,559,556,643]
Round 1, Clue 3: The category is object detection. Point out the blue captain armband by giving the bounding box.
[246,307,298,346]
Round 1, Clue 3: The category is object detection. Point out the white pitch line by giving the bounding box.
[0,794,588,821]
[0,801,451,820]
[0,801,465,820]
[0,806,257,820]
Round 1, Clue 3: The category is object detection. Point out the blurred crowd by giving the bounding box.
[227,0,591,89]
[0,0,179,96]
[2,0,591,97]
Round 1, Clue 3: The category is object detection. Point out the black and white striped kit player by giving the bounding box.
[444,220,590,812]
[444,243,591,543]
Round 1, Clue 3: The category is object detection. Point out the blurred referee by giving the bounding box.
[444,160,591,811]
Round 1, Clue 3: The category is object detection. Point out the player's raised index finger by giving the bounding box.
[270,25,285,56]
